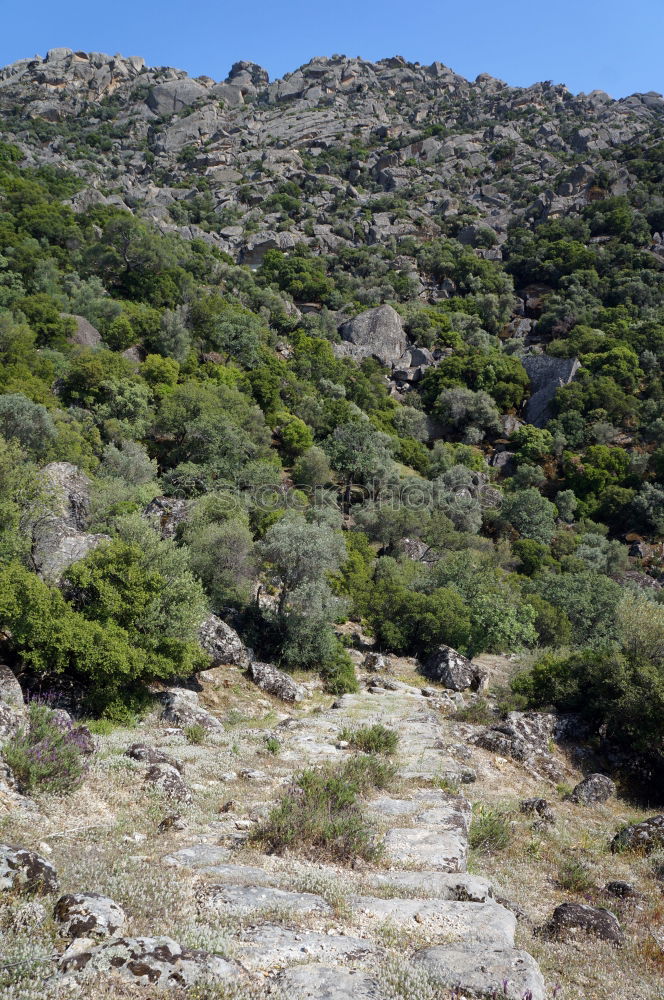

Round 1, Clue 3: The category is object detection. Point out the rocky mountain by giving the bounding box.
[1,47,663,261]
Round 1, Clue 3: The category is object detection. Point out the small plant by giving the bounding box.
[557,856,594,892]
[264,736,281,755]
[3,702,91,794]
[469,805,511,853]
[649,849,664,882]
[252,755,395,863]
[453,698,495,725]
[84,717,115,736]
[185,723,207,745]
[556,782,574,799]
[436,777,460,795]
[338,723,399,755]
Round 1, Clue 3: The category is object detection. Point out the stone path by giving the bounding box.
[164,684,546,1000]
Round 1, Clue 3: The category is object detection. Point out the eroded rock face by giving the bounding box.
[198,614,250,668]
[142,496,190,540]
[32,462,108,582]
[422,645,485,692]
[58,934,243,986]
[54,892,127,939]
[470,711,565,782]
[0,845,59,895]
[568,773,616,805]
[611,814,664,854]
[541,902,624,944]
[338,305,407,367]
[0,701,24,743]
[249,660,304,702]
[0,665,25,709]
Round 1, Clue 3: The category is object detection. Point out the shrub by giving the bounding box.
[321,642,359,695]
[557,857,594,892]
[338,723,399,755]
[252,755,395,863]
[185,724,207,745]
[469,805,511,853]
[264,736,281,755]
[454,698,495,726]
[4,702,91,794]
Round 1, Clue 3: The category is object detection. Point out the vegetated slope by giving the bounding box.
[0,48,664,782]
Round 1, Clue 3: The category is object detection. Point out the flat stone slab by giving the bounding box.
[412,944,545,1000]
[163,845,231,868]
[351,897,515,947]
[187,862,277,884]
[383,827,467,872]
[236,924,377,970]
[368,870,493,902]
[275,963,386,999]
[200,884,331,917]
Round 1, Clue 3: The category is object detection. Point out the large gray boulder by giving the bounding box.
[611,814,664,854]
[0,845,59,895]
[522,354,580,427]
[147,79,208,115]
[568,773,616,805]
[0,702,25,743]
[158,687,223,732]
[144,762,192,803]
[0,665,25,709]
[249,660,305,702]
[54,892,127,939]
[32,462,108,582]
[198,614,250,668]
[541,902,624,944]
[338,304,407,366]
[470,711,565,782]
[58,934,243,986]
[421,645,485,691]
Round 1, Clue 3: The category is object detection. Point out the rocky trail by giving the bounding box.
[2,652,664,1000]
[1,656,552,1000]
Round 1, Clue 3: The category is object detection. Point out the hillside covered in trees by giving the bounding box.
[1,48,664,786]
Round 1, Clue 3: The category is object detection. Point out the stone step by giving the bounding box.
[273,963,386,1000]
[350,897,515,947]
[369,790,471,833]
[235,924,378,970]
[383,826,467,872]
[412,944,546,1000]
[162,844,232,869]
[367,870,494,902]
[199,884,332,917]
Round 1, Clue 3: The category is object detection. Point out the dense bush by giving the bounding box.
[4,702,91,794]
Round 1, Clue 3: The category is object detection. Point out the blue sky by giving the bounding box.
[1,0,662,98]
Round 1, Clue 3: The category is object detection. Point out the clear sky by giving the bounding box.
[1,0,662,99]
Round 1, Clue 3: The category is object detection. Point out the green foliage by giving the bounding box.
[3,702,91,795]
[469,805,511,853]
[253,755,395,863]
[185,724,207,745]
[338,723,399,755]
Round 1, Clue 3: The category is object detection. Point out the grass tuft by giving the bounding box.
[252,755,396,864]
[338,722,399,755]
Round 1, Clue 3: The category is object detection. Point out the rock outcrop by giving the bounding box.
[32,462,108,582]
